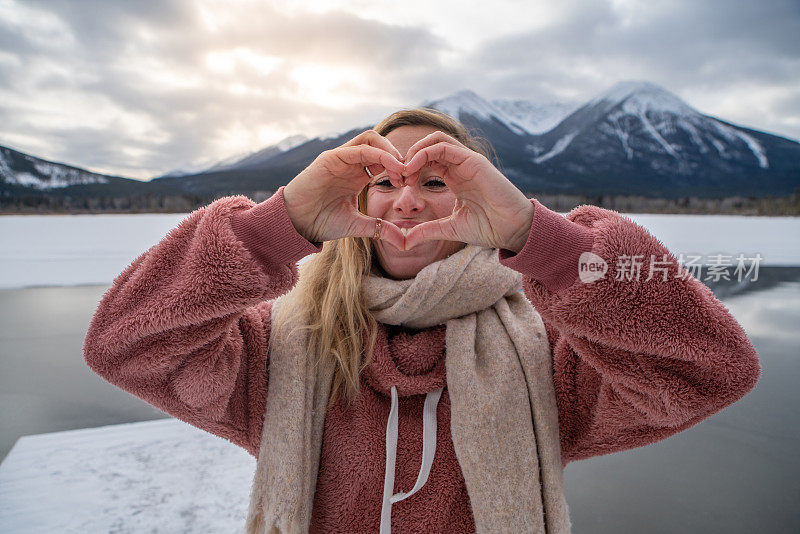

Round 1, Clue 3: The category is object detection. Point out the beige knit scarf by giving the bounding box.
[245,244,572,533]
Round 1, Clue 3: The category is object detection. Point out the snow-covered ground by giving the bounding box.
[1,211,797,289]
[0,419,254,533]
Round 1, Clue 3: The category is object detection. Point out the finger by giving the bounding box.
[335,145,405,188]
[402,142,471,186]
[342,129,404,162]
[340,130,405,187]
[365,165,406,189]
[403,130,467,170]
[403,217,459,250]
[350,213,406,251]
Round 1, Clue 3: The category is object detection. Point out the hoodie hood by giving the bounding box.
[363,322,447,397]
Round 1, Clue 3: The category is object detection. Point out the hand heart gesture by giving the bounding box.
[282,130,407,250]
[400,131,534,253]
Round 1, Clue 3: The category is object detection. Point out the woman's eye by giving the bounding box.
[374,178,446,188]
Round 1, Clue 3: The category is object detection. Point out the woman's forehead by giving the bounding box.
[384,125,441,157]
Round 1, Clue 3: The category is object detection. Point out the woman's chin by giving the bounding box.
[384,240,435,256]
[376,243,439,277]
[372,240,465,279]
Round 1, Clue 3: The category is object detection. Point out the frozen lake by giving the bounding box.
[0,211,798,532]
[0,272,797,533]
[1,210,798,289]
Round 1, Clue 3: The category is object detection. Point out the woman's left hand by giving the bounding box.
[400,131,535,253]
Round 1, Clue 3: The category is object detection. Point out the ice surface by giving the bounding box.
[0,419,255,533]
[0,211,797,290]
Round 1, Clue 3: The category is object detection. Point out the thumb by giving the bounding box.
[403,217,457,250]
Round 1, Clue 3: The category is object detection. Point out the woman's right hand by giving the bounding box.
[282,130,407,250]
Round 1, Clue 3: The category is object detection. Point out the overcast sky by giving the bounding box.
[1,0,798,180]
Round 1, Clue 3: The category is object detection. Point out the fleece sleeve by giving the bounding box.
[83,186,322,457]
[498,198,762,468]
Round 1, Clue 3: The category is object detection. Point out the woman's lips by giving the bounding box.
[391,220,422,237]
[382,221,424,250]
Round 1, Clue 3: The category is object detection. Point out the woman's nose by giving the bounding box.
[393,184,425,213]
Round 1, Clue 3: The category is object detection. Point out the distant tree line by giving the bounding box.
[1,188,798,216]
[532,188,800,216]
[0,190,272,214]
[0,192,208,213]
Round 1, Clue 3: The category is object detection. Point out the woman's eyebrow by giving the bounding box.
[369,168,439,186]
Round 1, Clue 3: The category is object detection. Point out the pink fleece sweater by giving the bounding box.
[83,186,761,533]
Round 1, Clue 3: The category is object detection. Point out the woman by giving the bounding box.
[84,108,761,534]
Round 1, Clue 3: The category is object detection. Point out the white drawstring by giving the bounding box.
[380,385,444,534]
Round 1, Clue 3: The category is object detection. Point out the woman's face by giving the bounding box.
[365,124,466,280]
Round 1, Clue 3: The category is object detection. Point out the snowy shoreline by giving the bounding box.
[0,419,255,532]
[2,212,799,289]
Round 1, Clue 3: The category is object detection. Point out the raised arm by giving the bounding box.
[498,198,762,468]
[83,186,322,457]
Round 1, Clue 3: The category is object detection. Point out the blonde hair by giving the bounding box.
[268,107,496,409]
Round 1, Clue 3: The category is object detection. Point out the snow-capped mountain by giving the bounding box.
[422,90,580,136]
[0,145,113,190]
[491,99,581,135]
[522,80,795,196]
[424,90,530,135]
[153,135,310,179]
[542,80,767,170]
[148,127,370,195]
[208,134,309,172]
[3,81,799,202]
[0,144,187,200]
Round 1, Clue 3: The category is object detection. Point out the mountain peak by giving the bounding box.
[423,89,537,135]
[591,80,696,116]
[274,134,309,152]
[423,89,496,120]
[450,89,482,100]
[492,99,581,135]
[600,80,665,99]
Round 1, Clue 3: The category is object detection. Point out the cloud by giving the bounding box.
[0,0,797,179]
[459,0,800,135]
[469,0,799,92]
[0,0,450,178]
